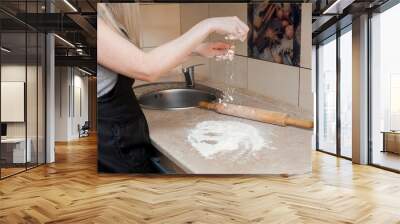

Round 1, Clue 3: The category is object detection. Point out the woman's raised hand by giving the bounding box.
[204,16,249,42]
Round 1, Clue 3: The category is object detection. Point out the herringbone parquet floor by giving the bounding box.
[1,135,400,224]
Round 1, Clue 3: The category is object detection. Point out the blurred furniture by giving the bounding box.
[0,138,32,165]
[382,131,400,155]
[78,121,90,138]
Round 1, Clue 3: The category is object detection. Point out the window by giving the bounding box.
[390,74,400,130]
[316,25,353,159]
[370,3,400,171]
[339,27,352,158]
[317,36,337,154]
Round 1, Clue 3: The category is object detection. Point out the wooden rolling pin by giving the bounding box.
[198,101,314,129]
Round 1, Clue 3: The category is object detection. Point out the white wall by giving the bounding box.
[136,3,313,114]
[72,73,89,138]
[1,65,26,140]
[55,67,68,141]
[1,63,46,163]
[54,67,89,141]
[1,65,37,138]
[1,64,25,126]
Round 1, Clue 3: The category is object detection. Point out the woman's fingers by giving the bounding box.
[235,16,249,34]
[194,42,232,58]
[232,17,249,41]
[207,43,229,57]
[211,42,231,50]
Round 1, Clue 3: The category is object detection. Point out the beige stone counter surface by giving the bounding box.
[135,81,313,175]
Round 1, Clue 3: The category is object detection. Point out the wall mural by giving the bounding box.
[248,2,302,67]
[96,3,312,175]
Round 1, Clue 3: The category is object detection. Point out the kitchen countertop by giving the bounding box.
[134,81,313,175]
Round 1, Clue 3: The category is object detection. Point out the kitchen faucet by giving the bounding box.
[182,64,204,88]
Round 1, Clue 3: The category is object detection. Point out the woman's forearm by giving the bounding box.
[98,18,212,82]
[98,16,248,81]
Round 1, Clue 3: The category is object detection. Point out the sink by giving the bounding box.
[139,88,217,110]
[135,83,222,110]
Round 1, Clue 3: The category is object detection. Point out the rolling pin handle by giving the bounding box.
[198,101,217,110]
[198,101,314,130]
[285,117,314,129]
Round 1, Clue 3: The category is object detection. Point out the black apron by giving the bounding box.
[97,75,156,173]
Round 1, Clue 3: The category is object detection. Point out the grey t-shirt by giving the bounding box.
[97,14,131,98]
[97,65,118,98]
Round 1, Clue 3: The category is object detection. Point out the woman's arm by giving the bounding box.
[97,17,248,82]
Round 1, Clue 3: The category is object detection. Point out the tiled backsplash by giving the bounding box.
[139,4,181,48]
[136,3,314,114]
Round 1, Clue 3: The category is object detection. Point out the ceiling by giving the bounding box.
[0,0,98,73]
[311,0,391,43]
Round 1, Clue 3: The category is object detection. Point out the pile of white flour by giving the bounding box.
[187,120,267,158]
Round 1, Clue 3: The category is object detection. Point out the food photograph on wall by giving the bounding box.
[248,3,302,66]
